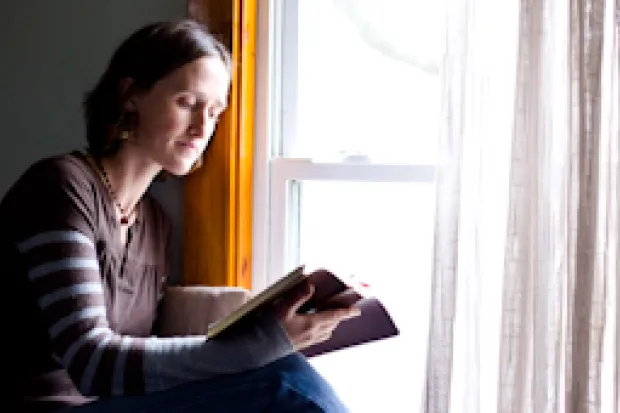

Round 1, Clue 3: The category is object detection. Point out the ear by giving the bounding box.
[119,77,136,110]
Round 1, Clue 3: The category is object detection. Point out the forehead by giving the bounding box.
[161,56,230,104]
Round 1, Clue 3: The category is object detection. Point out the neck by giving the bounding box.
[97,143,162,215]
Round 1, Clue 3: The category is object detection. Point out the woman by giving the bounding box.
[3,20,358,413]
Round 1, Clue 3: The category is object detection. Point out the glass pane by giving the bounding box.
[292,0,444,164]
[295,180,435,412]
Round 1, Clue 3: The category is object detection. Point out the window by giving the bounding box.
[254,1,444,410]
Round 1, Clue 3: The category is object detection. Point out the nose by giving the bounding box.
[189,107,210,138]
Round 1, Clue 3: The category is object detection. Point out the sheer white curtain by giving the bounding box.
[424,0,619,412]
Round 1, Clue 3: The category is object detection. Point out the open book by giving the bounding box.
[206,266,399,358]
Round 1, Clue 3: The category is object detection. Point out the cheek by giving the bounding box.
[162,116,187,134]
[147,107,189,137]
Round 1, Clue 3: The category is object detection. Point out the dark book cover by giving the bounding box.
[207,267,399,357]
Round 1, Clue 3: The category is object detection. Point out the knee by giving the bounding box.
[267,353,350,412]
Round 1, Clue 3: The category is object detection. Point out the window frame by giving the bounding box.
[252,0,437,291]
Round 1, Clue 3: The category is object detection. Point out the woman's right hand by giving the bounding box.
[275,280,361,350]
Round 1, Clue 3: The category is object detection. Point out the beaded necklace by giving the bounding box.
[85,153,134,225]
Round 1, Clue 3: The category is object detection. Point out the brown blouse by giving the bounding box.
[2,151,293,413]
[3,152,169,411]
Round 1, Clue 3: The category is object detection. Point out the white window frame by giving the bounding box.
[252,0,436,292]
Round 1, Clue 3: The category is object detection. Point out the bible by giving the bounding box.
[206,266,399,358]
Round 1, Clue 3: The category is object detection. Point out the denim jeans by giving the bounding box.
[59,353,350,413]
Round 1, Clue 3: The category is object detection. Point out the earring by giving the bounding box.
[117,110,137,141]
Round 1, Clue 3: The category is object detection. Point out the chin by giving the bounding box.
[162,159,197,176]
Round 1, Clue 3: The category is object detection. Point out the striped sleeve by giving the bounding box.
[16,160,294,397]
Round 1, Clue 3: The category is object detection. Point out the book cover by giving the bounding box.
[206,267,399,357]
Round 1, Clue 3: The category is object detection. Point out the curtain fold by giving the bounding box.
[424,0,619,411]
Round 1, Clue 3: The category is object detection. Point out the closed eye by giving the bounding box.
[177,95,197,108]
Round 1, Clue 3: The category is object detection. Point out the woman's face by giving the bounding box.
[127,55,230,175]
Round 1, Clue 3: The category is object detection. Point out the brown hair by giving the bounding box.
[83,20,231,158]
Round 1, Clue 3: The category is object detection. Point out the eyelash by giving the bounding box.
[178,96,196,108]
[178,96,223,119]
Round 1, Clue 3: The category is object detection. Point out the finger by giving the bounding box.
[312,307,361,323]
[320,289,361,309]
[339,307,362,319]
[318,331,333,343]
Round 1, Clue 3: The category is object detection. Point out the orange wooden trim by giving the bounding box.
[183,0,256,289]
[226,0,241,287]
[235,0,257,289]
[183,110,234,287]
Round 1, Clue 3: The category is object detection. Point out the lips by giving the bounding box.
[178,140,199,150]
[177,140,205,157]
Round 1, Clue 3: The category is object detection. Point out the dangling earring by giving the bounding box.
[117,110,136,142]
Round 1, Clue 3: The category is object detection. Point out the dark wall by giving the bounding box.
[0,0,188,281]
